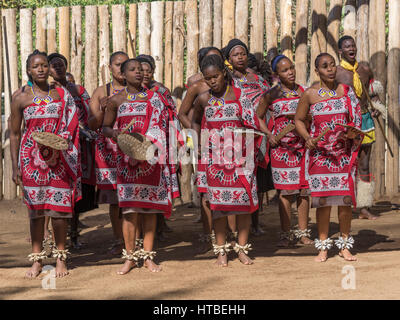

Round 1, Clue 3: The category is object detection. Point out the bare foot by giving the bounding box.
[25,261,42,278]
[359,209,378,220]
[339,249,357,261]
[109,241,124,256]
[314,250,328,262]
[116,260,137,275]
[215,253,228,267]
[238,252,254,265]
[144,259,162,272]
[299,236,314,245]
[55,259,69,278]
[276,238,291,248]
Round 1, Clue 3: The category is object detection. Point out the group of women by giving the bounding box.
[11,36,363,278]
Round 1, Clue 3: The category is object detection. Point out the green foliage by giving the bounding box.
[1,0,170,9]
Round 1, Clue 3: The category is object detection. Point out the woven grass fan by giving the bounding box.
[117,118,155,161]
[31,132,69,151]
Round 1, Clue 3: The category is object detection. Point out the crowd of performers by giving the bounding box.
[9,34,386,278]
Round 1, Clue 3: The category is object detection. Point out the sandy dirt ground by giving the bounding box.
[1,194,400,300]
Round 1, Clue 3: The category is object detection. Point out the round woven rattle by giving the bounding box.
[31,131,69,150]
[117,132,156,161]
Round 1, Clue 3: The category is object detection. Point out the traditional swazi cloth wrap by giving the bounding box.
[305,84,362,208]
[95,83,122,193]
[269,85,309,192]
[197,86,261,214]
[115,90,179,218]
[19,87,81,214]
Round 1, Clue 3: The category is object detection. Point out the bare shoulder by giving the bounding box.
[196,90,210,106]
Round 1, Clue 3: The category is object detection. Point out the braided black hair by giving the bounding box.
[26,49,48,82]
[200,54,232,83]
[120,58,141,74]
[110,51,129,65]
[197,47,224,66]
[315,52,334,69]
[136,54,156,71]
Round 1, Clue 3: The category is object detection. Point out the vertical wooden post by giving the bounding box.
[71,6,83,84]
[172,1,184,108]
[164,1,173,90]
[2,9,18,200]
[310,0,327,84]
[59,7,70,70]
[151,1,165,83]
[84,6,98,96]
[35,7,47,52]
[112,5,126,53]
[343,0,356,39]
[128,4,137,58]
[138,2,151,55]
[222,0,235,47]
[327,0,342,64]
[386,0,400,197]
[185,0,199,80]
[213,0,222,49]
[0,11,3,200]
[46,7,57,54]
[98,5,110,86]
[235,0,248,46]
[280,0,293,60]
[265,0,279,61]
[356,0,369,63]
[20,8,33,84]
[199,0,212,48]
[295,0,309,85]
[369,0,387,198]
[250,0,264,60]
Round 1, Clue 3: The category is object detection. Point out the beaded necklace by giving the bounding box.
[125,87,148,101]
[31,85,53,105]
[208,85,230,106]
[318,82,337,97]
[111,81,124,95]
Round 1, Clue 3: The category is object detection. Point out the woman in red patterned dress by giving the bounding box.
[89,51,129,255]
[257,55,313,247]
[295,53,362,262]
[10,50,80,278]
[192,55,271,267]
[48,53,97,249]
[103,59,179,274]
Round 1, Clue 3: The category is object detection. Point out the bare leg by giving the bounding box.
[142,213,162,272]
[44,216,51,239]
[358,144,378,220]
[338,206,357,261]
[297,196,313,244]
[26,217,45,278]
[198,196,213,254]
[258,192,264,212]
[70,211,81,249]
[236,214,253,265]
[117,213,138,275]
[213,216,228,267]
[227,215,237,247]
[51,217,69,277]
[135,214,143,250]
[109,205,124,255]
[277,193,293,247]
[315,206,331,262]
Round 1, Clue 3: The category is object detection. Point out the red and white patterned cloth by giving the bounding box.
[269,86,308,191]
[115,90,179,218]
[196,86,261,213]
[306,84,362,206]
[19,87,81,213]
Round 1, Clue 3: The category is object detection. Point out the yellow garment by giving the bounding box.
[186,134,194,149]
[224,60,233,71]
[340,59,363,98]
[362,129,375,145]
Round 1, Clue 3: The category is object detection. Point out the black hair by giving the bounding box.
[48,52,68,68]
[136,54,156,71]
[120,58,140,74]
[222,39,249,60]
[338,35,355,49]
[197,47,224,65]
[247,53,258,69]
[26,49,48,82]
[110,51,129,65]
[200,54,232,83]
[257,59,273,85]
[315,52,334,69]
